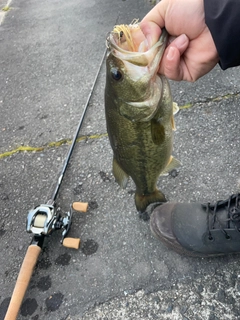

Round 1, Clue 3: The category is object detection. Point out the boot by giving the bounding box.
[150,194,240,257]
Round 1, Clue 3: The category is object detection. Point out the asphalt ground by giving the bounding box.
[1,0,240,319]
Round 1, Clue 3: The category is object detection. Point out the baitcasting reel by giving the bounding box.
[26,201,88,249]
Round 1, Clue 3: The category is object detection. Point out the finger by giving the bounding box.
[140,20,162,48]
[167,34,189,54]
[159,46,184,81]
[141,1,166,29]
[159,34,189,81]
[140,2,166,47]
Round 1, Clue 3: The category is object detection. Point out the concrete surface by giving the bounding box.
[1,0,240,319]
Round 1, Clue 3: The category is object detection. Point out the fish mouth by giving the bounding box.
[106,22,168,69]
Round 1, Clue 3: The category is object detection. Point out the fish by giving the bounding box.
[104,22,180,213]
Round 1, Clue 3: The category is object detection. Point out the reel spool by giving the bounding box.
[33,214,46,228]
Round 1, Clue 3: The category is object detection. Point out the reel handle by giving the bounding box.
[72,202,88,212]
[63,237,80,249]
[4,244,41,320]
[61,202,88,249]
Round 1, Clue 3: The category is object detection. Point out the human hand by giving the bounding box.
[140,0,219,81]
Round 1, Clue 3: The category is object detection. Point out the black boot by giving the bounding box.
[150,194,240,257]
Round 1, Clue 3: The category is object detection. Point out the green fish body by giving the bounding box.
[105,24,180,212]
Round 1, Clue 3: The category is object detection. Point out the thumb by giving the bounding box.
[140,1,166,47]
[140,20,161,48]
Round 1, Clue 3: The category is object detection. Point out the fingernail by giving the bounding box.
[167,47,175,60]
[146,34,153,48]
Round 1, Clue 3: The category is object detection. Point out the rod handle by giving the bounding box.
[4,245,41,320]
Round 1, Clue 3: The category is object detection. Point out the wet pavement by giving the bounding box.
[1,0,240,319]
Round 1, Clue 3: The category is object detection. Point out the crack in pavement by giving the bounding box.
[0,0,12,25]
[179,91,240,110]
[1,92,239,159]
[0,133,108,159]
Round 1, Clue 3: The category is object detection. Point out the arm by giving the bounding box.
[204,0,240,69]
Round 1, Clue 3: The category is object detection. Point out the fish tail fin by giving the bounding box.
[135,188,167,213]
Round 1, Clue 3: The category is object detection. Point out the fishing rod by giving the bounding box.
[4,47,107,320]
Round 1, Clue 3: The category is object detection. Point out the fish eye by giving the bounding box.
[110,68,123,81]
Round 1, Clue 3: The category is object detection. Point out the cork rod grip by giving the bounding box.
[4,245,41,320]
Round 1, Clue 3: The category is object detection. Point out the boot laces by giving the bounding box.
[205,194,240,240]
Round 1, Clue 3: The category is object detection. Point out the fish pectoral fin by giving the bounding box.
[160,156,181,176]
[112,157,129,189]
[151,119,165,145]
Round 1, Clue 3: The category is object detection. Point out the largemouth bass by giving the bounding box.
[105,22,180,213]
